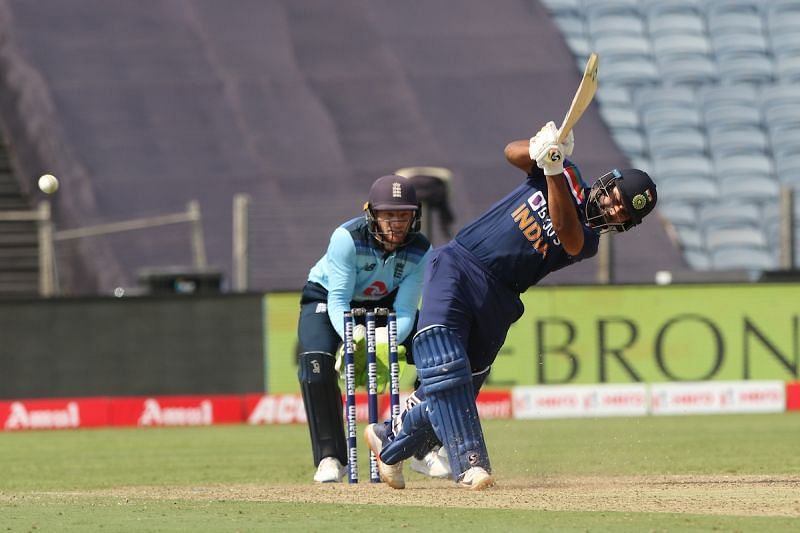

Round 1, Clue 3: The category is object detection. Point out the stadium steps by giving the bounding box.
[0,141,39,297]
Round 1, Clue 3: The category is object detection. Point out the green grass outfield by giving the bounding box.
[1,414,798,532]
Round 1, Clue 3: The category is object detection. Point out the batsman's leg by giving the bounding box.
[414,324,494,490]
[298,351,348,483]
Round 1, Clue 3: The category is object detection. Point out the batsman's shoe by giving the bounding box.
[457,466,495,491]
[364,423,405,489]
[410,446,451,479]
[313,457,347,483]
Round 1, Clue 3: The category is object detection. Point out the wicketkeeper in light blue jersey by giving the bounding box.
[297,174,443,483]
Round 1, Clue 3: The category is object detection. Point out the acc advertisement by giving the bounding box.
[264,284,799,392]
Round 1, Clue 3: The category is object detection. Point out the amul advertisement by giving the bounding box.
[264,284,800,392]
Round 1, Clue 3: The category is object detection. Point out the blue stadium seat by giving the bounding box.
[718,176,780,204]
[601,57,660,87]
[652,34,712,60]
[775,56,800,84]
[584,0,642,19]
[647,13,705,38]
[653,155,714,181]
[711,33,769,59]
[713,154,774,178]
[657,202,697,226]
[641,105,703,132]
[684,249,712,270]
[647,127,707,159]
[658,177,719,204]
[703,103,762,133]
[587,14,646,39]
[599,105,640,130]
[706,11,765,36]
[711,248,777,271]
[673,225,704,251]
[657,56,719,86]
[592,35,653,62]
[716,54,775,86]
[633,86,696,111]
[698,202,761,231]
[698,85,758,108]
[705,227,768,252]
[704,0,761,18]
[708,127,769,158]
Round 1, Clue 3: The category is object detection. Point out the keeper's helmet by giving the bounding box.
[364,175,421,246]
[585,168,657,233]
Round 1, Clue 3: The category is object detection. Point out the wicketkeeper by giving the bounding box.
[297,174,446,483]
[365,122,658,490]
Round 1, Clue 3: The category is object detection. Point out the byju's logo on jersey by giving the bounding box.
[510,191,561,256]
[363,281,388,297]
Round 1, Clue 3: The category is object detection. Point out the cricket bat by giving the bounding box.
[550,52,600,161]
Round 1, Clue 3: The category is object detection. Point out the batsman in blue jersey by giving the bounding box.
[365,121,658,490]
[297,175,439,483]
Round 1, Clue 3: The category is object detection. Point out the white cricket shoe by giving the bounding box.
[410,446,451,479]
[364,423,405,489]
[313,457,347,483]
[457,466,495,491]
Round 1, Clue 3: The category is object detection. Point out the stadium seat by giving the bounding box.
[719,176,780,204]
[646,13,706,38]
[652,34,712,60]
[698,85,758,108]
[711,247,777,271]
[647,128,707,159]
[708,127,769,158]
[658,177,719,204]
[642,0,701,17]
[716,55,775,86]
[765,1,800,36]
[584,0,642,19]
[657,201,697,226]
[599,105,640,130]
[705,227,768,252]
[775,56,800,84]
[704,0,761,18]
[713,154,774,178]
[768,32,800,62]
[611,129,647,160]
[703,103,762,133]
[711,33,769,59]
[652,155,714,181]
[698,202,761,231]
[641,105,703,132]
[657,56,719,86]
[768,127,800,160]
[633,86,696,111]
[586,14,646,39]
[601,57,660,87]
[673,225,704,251]
[596,85,632,107]
[592,35,653,62]
[706,11,765,36]
[760,84,800,111]
[775,155,800,186]
[684,249,712,270]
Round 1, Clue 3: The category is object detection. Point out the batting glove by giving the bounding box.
[529,121,575,176]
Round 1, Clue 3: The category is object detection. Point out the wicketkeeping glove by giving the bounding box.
[528,121,575,176]
[334,325,407,391]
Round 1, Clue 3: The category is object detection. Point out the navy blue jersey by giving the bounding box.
[455,162,600,292]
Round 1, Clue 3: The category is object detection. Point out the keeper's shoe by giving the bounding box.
[364,423,405,489]
[457,466,495,491]
[313,457,347,483]
[410,446,451,479]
